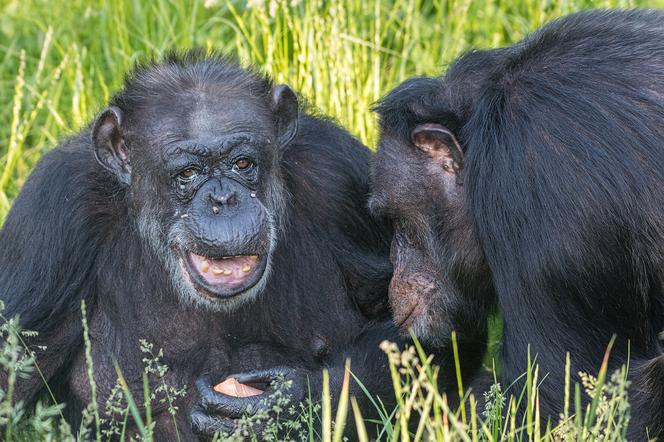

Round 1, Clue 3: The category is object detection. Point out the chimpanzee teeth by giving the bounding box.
[200,260,209,273]
[209,266,235,276]
[250,255,258,261]
[242,264,251,272]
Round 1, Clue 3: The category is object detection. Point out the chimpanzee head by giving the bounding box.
[91,53,297,311]
[370,73,491,346]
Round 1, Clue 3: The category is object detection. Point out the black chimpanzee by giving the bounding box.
[370,9,664,439]
[0,51,399,440]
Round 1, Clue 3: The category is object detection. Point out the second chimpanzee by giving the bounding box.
[0,51,398,440]
[371,9,664,439]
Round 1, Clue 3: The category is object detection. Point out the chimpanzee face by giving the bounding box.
[92,84,298,311]
[370,124,486,345]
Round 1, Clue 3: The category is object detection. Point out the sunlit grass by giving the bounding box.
[2,0,661,221]
[0,306,636,441]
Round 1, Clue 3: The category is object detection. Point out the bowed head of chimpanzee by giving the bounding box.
[0,50,400,439]
[371,9,664,438]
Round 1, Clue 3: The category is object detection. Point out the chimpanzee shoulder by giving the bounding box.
[459,9,664,249]
[0,133,117,331]
[282,115,371,225]
[281,114,392,316]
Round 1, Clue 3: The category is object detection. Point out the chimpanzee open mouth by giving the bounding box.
[180,251,268,298]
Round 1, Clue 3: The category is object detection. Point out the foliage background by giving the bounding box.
[1,0,662,221]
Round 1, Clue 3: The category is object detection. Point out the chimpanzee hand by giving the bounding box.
[190,367,310,439]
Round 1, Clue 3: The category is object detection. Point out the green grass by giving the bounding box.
[0,0,662,440]
[2,0,663,221]
[0,308,637,441]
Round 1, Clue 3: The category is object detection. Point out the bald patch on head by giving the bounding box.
[187,93,272,138]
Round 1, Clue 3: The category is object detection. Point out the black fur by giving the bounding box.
[372,9,664,438]
[0,51,397,439]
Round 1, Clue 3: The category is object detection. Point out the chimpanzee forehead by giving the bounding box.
[370,133,430,214]
[132,90,274,142]
[187,94,273,138]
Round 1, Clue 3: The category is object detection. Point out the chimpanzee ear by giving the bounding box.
[271,84,298,148]
[411,123,464,180]
[92,106,131,185]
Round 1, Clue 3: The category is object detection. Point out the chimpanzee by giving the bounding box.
[0,51,400,440]
[370,9,664,439]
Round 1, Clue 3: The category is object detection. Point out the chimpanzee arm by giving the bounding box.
[192,317,491,439]
[0,138,103,404]
[0,312,82,406]
[192,321,402,438]
[314,320,400,416]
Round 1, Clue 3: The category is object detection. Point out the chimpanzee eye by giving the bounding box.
[233,158,254,171]
[177,168,198,180]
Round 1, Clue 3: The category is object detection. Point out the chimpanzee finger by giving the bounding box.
[190,405,237,438]
[227,366,292,385]
[196,376,262,417]
[195,374,214,391]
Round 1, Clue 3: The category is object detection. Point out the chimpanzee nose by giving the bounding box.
[210,192,237,205]
[209,191,238,214]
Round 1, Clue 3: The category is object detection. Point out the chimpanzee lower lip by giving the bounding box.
[395,301,425,331]
[179,250,268,299]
